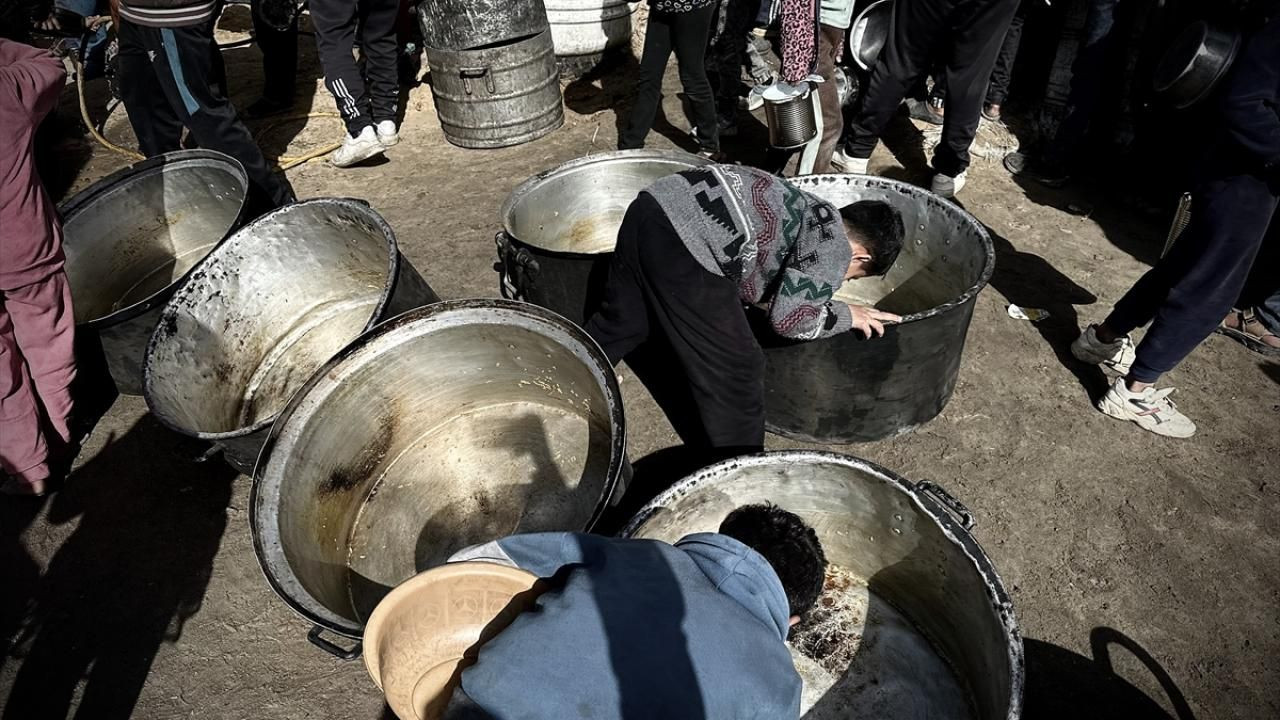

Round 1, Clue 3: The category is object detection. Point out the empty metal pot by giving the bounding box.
[143,198,438,474]
[59,150,249,395]
[251,300,627,655]
[763,84,819,150]
[622,451,1023,720]
[497,150,711,325]
[753,174,994,443]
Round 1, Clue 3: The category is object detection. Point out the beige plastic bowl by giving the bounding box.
[363,562,543,720]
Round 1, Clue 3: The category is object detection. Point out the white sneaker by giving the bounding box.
[931,171,967,197]
[376,119,399,147]
[331,126,385,168]
[1071,325,1136,375]
[1096,377,1197,438]
[831,149,869,174]
[745,84,766,112]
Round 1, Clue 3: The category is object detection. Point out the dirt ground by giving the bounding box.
[3,10,1279,720]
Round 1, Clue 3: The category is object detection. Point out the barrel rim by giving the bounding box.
[249,298,628,638]
[141,197,405,443]
[499,149,713,257]
[620,449,1025,720]
[58,149,251,330]
[789,173,997,325]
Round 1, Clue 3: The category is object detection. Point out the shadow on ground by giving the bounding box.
[1,414,236,720]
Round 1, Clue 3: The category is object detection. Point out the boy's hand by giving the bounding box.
[846,304,901,338]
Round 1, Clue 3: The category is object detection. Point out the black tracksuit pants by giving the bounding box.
[845,0,1019,176]
[583,193,764,452]
[117,16,295,208]
[311,0,399,136]
[251,0,299,102]
[619,5,720,153]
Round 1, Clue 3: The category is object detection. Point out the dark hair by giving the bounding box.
[719,503,827,617]
[839,200,905,276]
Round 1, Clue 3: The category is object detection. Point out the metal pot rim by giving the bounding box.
[249,298,628,638]
[58,149,251,330]
[791,173,997,325]
[619,448,1025,720]
[142,197,405,442]
[499,149,713,257]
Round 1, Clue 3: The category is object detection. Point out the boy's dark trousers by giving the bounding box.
[311,0,400,136]
[584,193,765,454]
[116,16,295,208]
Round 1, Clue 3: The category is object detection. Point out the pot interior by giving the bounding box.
[146,200,395,437]
[788,175,992,318]
[62,156,247,325]
[265,309,618,626]
[503,151,708,255]
[626,455,1016,720]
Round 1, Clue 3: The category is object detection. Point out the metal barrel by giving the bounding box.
[545,0,635,74]
[251,300,627,646]
[757,174,995,443]
[425,30,564,150]
[496,150,711,326]
[416,0,549,52]
[622,450,1024,720]
[59,150,250,395]
[142,198,439,474]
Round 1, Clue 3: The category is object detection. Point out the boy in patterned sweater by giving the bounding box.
[584,164,904,456]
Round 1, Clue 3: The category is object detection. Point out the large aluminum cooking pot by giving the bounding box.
[59,150,250,395]
[251,300,627,657]
[754,174,995,443]
[622,451,1023,720]
[143,198,439,474]
[496,150,711,326]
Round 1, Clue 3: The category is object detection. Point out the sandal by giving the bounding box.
[1217,309,1280,356]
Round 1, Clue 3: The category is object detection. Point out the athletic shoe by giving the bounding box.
[331,125,385,168]
[745,84,767,112]
[1071,325,1136,375]
[931,171,967,198]
[1096,377,1197,438]
[376,119,399,147]
[831,148,869,174]
[906,97,944,125]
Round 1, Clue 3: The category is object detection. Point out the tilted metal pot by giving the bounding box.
[496,150,711,326]
[59,150,250,395]
[754,174,995,443]
[622,451,1023,720]
[251,300,627,657]
[143,198,438,474]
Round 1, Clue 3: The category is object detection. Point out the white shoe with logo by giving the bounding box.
[831,149,869,174]
[1071,325,1136,375]
[331,125,385,168]
[1096,377,1197,438]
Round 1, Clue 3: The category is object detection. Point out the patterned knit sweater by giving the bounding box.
[645,165,854,340]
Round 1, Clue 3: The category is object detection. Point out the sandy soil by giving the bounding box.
[3,9,1278,720]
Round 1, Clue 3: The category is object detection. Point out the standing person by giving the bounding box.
[811,0,855,173]
[115,0,296,207]
[915,3,1028,124]
[0,37,77,497]
[1069,14,1279,437]
[832,0,1020,197]
[583,164,904,458]
[243,0,299,119]
[311,0,400,167]
[619,0,720,157]
[708,0,764,137]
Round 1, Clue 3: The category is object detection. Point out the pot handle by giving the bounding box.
[914,480,976,532]
[307,626,362,660]
[495,231,539,302]
[460,66,495,95]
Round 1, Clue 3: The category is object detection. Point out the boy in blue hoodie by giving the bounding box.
[444,504,828,719]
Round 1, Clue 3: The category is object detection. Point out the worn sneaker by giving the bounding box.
[376,120,399,147]
[931,171,967,198]
[331,126,385,167]
[1071,325,1136,375]
[745,84,767,112]
[906,97,944,125]
[831,148,869,174]
[1096,377,1197,438]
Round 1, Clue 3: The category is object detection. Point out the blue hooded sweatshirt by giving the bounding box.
[449,531,802,719]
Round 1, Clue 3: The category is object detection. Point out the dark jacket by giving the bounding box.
[1208,16,1280,182]
[448,531,803,719]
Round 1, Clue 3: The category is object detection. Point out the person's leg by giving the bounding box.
[933,0,1019,178]
[116,20,184,156]
[1042,0,1120,170]
[812,24,844,173]
[359,0,401,125]
[712,0,762,124]
[985,6,1025,108]
[0,298,51,491]
[843,0,950,161]
[250,0,299,110]
[151,20,296,207]
[4,272,75,449]
[619,10,675,150]
[582,200,654,365]
[311,0,373,136]
[672,3,720,153]
[1256,287,1280,336]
